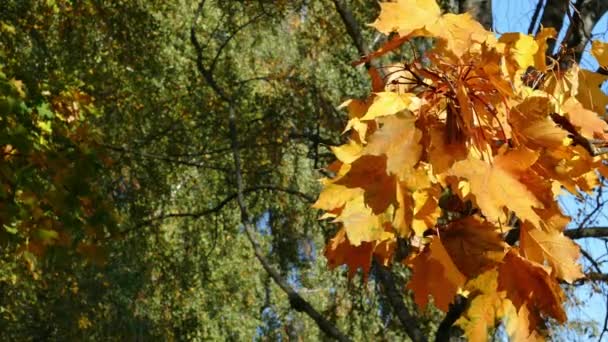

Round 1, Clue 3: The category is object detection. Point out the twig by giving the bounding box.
[137,185,316,227]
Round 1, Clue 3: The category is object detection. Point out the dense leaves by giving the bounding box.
[316,0,608,339]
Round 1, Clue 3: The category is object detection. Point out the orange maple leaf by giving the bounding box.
[407,237,466,312]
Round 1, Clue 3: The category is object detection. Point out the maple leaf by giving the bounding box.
[331,140,362,164]
[363,115,422,181]
[499,33,539,78]
[428,123,468,175]
[448,153,543,226]
[441,216,507,278]
[520,223,583,283]
[361,92,420,121]
[371,0,441,37]
[325,228,374,279]
[591,40,608,68]
[313,180,363,212]
[429,13,493,58]
[340,98,372,143]
[498,250,567,324]
[455,270,507,342]
[334,195,392,246]
[577,69,608,114]
[510,95,569,149]
[335,155,396,214]
[407,237,466,312]
[561,97,608,140]
[393,173,437,237]
[533,28,557,72]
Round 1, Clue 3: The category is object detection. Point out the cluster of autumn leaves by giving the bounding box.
[314,0,608,340]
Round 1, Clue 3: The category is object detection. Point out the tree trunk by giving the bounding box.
[445,0,493,30]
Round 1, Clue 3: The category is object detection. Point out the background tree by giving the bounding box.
[0,0,607,340]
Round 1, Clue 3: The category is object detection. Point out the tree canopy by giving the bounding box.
[1,0,608,341]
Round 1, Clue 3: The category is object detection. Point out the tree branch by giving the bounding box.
[435,295,467,342]
[565,227,608,239]
[137,185,315,227]
[331,0,369,57]
[100,143,230,172]
[583,272,608,282]
[528,0,545,35]
[373,260,425,342]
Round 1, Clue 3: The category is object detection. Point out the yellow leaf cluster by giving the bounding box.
[315,0,608,339]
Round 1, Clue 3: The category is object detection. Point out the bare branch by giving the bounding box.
[583,272,608,282]
[528,0,545,35]
[566,227,608,239]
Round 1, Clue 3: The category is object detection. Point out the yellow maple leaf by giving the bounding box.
[371,0,441,37]
[411,188,441,236]
[331,140,363,164]
[520,223,584,283]
[361,92,419,121]
[334,195,391,246]
[364,115,422,181]
[456,270,507,342]
[591,40,608,68]
[313,180,363,212]
[448,154,543,227]
[499,33,539,79]
[429,13,493,58]
[577,69,608,114]
[510,96,568,149]
[534,27,557,72]
[340,98,372,143]
[561,97,608,139]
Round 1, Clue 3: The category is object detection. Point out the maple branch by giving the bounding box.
[373,261,425,342]
[435,295,468,342]
[190,4,350,340]
[583,272,608,282]
[566,227,608,239]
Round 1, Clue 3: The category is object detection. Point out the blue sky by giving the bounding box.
[493,1,608,339]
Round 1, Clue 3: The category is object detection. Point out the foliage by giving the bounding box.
[315,0,608,340]
[0,66,115,267]
[0,0,607,340]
